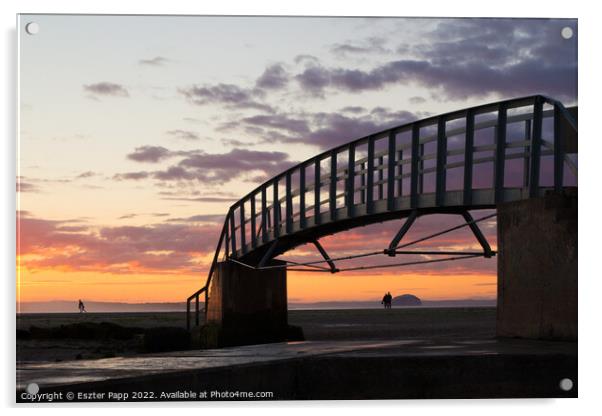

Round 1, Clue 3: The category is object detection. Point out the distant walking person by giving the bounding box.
[78,299,86,313]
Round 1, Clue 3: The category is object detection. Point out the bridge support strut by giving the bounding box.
[312,240,339,273]
[384,209,494,258]
[385,210,418,256]
[461,211,493,258]
[258,238,279,268]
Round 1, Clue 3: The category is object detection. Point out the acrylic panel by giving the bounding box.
[17,14,577,402]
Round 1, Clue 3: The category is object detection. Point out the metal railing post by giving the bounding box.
[554,103,565,191]
[529,97,543,198]
[410,124,420,208]
[436,117,447,206]
[314,160,321,225]
[367,137,375,214]
[387,131,396,211]
[285,172,293,234]
[329,150,337,221]
[346,144,356,218]
[300,164,306,228]
[250,195,257,248]
[494,103,507,202]
[463,110,475,206]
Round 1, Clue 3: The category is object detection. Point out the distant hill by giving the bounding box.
[392,294,422,306]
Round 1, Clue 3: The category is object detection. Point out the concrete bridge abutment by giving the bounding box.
[194,259,293,348]
[496,189,577,341]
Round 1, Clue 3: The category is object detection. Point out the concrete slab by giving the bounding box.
[17,340,414,390]
[17,338,577,401]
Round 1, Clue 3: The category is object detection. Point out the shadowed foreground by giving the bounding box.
[16,307,576,401]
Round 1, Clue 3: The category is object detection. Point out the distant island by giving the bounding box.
[392,294,422,306]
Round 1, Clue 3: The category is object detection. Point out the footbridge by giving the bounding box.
[187,95,577,344]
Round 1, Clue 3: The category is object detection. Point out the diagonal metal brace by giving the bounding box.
[258,238,279,268]
[461,211,494,258]
[312,240,339,273]
[385,210,418,256]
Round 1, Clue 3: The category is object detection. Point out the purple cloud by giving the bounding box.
[116,147,298,185]
[113,171,150,181]
[219,106,419,149]
[179,83,273,112]
[295,19,576,101]
[166,129,200,141]
[255,64,289,90]
[127,146,171,163]
[83,82,129,97]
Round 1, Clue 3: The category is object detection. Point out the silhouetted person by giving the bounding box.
[78,299,86,313]
[382,292,392,309]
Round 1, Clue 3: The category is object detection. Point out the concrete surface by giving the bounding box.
[203,260,288,347]
[17,337,577,401]
[497,189,577,340]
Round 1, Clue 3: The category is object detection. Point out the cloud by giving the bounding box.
[83,82,129,97]
[220,106,419,149]
[168,214,226,223]
[179,83,273,112]
[293,19,576,102]
[238,114,311,136]
[255,63,289,90]
[161,196,240,203]
[294,54,320,65]
[18,209,497,277]
[118,214,138,220]
[409,96,426,105]
[294,65,331,96]
[330,37,390,57]
[138,56,169,66]
[17,179,39,193]
[166,129,200,141]
[168,148,295,184]
[126,146,171,163]
[220,138,257,147]
[75,171,96,179]
[113,171,150,181]
[18,212,221,274]
[116,147,298,185]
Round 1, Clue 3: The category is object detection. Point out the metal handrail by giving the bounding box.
[186,211,231,330]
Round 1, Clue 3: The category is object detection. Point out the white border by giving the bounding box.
[3,1,600,414]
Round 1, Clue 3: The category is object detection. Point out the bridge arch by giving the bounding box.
[187,95,577,332]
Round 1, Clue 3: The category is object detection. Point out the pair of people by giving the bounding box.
[381,292,392,309]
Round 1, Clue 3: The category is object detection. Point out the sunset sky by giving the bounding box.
[17,15,577,308]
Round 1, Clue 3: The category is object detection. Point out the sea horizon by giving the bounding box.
[17,298,496,314]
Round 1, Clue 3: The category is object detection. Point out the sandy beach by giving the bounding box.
[17,307,496,363]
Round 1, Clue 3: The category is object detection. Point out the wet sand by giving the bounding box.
[17,307,496,363]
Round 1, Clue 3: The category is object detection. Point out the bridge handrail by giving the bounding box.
[227,95,575,239]
[231,95,572,211]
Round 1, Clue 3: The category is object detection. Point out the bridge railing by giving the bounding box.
[186,94,577,329]
[226,95,576,258]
